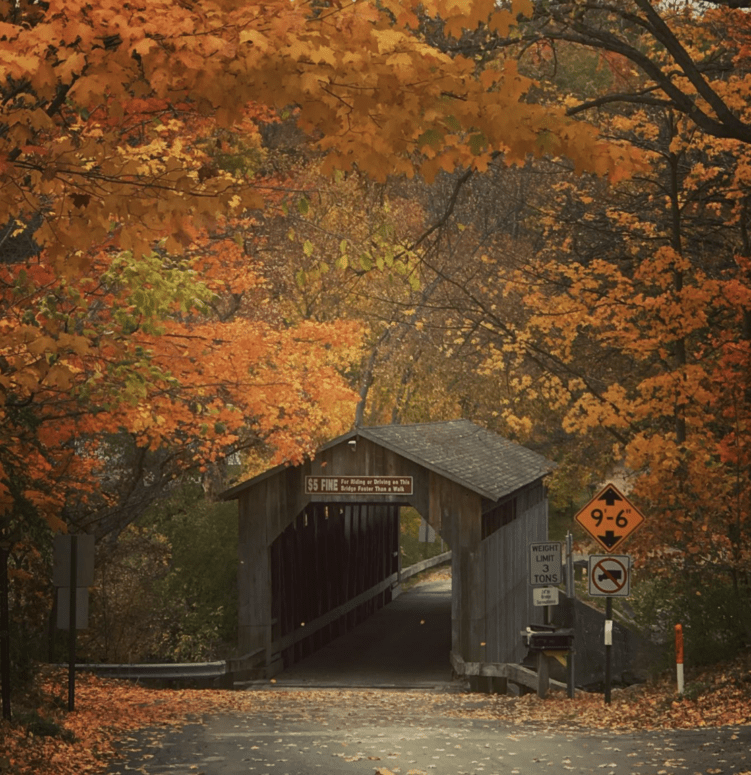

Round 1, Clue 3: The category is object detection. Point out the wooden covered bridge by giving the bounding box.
[221,419,554,691]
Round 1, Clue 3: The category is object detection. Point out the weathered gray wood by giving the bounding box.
[450,653,567,693]
[537,652,550,698]
[227,422,554,684]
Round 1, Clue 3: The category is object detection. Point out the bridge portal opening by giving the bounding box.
[267,502,453,686]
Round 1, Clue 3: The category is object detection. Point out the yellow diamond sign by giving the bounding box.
[574,483,645,553]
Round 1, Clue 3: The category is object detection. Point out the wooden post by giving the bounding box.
[536,652,550,698]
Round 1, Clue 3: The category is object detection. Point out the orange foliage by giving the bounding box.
[1,0,644,540]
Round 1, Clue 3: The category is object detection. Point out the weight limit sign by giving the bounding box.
[588,554,631,597]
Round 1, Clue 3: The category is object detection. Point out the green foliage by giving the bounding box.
[81,526,172,663]
[631,573,750,668]
[399,506,448,567]
[81,486,238,663]
[139,485,238,661]
[101,251,215,334]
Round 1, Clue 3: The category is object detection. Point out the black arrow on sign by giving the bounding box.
[597,530,621,549]
[598,486,623,507]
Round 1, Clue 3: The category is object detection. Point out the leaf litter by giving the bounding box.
[0,652,749,775]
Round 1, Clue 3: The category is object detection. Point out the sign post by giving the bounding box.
[528,541,564,695]
[587,553,631,704]
[576,484,646,705]
[53,534,95,712]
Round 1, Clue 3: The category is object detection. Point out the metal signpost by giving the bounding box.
[564,531,576,698]
[527,542,566,698]
[589,554,631,703]
[575,483,646,705]
[53,534,95,711]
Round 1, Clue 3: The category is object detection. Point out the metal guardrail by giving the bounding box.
[73,555,452,687]
[78,661,227,680]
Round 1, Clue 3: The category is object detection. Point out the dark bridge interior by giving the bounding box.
[270,502,400,669]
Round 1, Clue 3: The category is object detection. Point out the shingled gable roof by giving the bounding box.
[352,419,554,502]
[222,419,554,503]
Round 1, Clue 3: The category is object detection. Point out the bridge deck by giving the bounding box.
[266,579,454,690]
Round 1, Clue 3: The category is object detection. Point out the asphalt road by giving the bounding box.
[107,697,751,775]
[106,579,751,775]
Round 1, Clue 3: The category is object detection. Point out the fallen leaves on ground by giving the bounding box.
[1,652,749,775]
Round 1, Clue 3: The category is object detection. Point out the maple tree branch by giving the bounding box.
[565,90,673,116]
[415,245,635,446]
[521,1,751,144]
[409,165,475,252]
[630,0,748,136]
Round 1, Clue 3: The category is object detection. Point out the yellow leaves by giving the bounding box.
[0,0,639,279]
[489,9,515,36]
[25,335,57,356]
[239,28,268,49]
[373,28,405,54]
[57,51,87,84]
[376,0,420,28]
[511,0,534,17]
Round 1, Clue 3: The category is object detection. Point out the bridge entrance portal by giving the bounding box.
[221,420,553,690]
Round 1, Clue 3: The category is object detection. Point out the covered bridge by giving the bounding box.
[221,419,555,689]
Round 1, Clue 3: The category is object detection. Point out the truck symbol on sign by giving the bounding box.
[598,569,622,583]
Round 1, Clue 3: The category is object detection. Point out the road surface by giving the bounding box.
[107,695,751,775]
[270,577,453,689]
[106,578,751,775]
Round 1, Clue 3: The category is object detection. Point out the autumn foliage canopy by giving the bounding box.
[1,0,751,668]
[0,0,642,544]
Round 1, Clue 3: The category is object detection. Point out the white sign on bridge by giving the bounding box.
[305,476,413,495]
[529,541,562,587]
